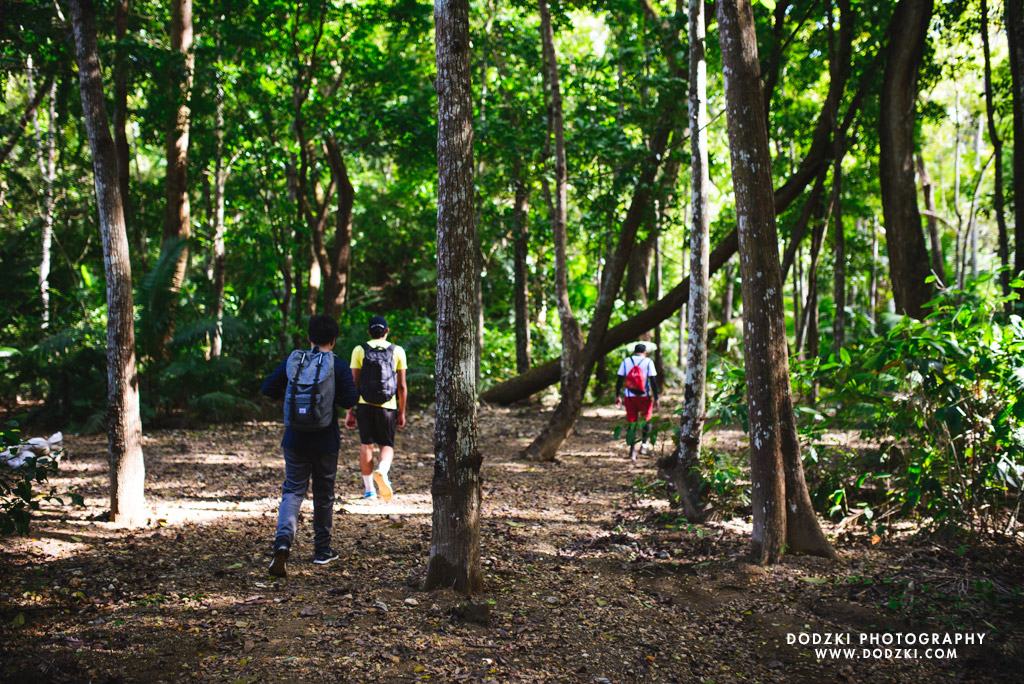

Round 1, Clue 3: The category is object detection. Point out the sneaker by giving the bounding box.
[373,470,393,501]
[363,490,377,500]
[313,548,339,565]
[268,545,289,578]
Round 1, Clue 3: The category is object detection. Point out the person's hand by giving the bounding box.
[653,400,660,411]
[614,396,622,408]
[344,409,357,430]
[397,412,406,429]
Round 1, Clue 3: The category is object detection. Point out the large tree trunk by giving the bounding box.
[1010,0,1024,281]
[717,0,834,564]
[512,166,532,375]
[28,60,57,331]
[158,0,194,357]
[209,69,227,358]
[424,0,483,596]
[981,0,1009,298]
[521,0,585,461]
[323,136,353,316]
[625,230,657,305]
[661,0,711,523]
[879,0,933,318]
[69,0,146,526]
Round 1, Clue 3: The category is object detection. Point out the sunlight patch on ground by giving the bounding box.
[338,492,431,516]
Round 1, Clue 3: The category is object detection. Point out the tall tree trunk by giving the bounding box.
[717,0,835,564]
[28,60,57,331]
[0,70,53,168]
[209,69,227,358]
[69,0,146,526]
[625,230,657,305]
[828,0,848,353]
[981,0,1009,298]
[158,0,194,357]
[1009,0,1024,281]
[323,136,353,316]
[869,217,879,319]
[916,155,947,286]
[662,0,711,523]
[113,0,137,269]
[879,0,933,318]
[512,167,532,375]
[521,0,584,462]
[424,0,483,596]
[653,232,663,374]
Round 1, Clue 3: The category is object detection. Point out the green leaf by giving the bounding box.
[11,613,25,628]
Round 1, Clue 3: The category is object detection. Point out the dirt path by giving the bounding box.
[1,405,1020,683]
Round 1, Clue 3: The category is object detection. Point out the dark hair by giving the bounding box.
[308,314,339,346]
[633,343,646,354]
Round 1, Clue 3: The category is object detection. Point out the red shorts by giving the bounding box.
[624,396,654,423]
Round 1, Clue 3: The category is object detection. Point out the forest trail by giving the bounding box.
[1,404,1019,683]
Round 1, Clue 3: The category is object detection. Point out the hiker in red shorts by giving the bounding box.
[614,343,660,460]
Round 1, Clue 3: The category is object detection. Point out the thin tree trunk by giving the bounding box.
[828,0,847,353]
[424,0,483,596]
[512,167,532,375]
[0,70,53,168]
[879,0,934,318]
[678,238,687,368]
[209,69,227,358]
[1008,0,1024,281]
[653,232,663,374]
[982,0,1008,297]
[916,155,947,286]
[662,0,711,522]
[870,217,879,319]
[521,0,584,462]
[158,0,194,357]
[717,0,835,564]
[28,60,57,331]
[113,0,136,268]
[69,0,146,526]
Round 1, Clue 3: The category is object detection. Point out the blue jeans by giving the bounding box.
[274,447,338,552]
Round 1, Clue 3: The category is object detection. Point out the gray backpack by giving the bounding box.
[284,350,336,432]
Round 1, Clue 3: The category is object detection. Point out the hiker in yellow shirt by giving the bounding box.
[344,315,408,500]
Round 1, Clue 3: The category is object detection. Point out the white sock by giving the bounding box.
[362,474,374,492]
[377,461,391,477]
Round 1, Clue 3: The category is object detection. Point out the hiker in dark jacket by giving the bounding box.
[261,314,358,577]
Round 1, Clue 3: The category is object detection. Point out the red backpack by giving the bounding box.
[624,357,647,394]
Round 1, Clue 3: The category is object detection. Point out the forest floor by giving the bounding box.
[1,400,1022,683]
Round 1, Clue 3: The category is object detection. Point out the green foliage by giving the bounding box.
[0,419,80,535]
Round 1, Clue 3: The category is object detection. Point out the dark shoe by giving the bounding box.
[313,548,339,565]
[269,545,290,578]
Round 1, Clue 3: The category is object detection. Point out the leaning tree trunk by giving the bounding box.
[981,0,1009,298]
[158,0,194,357]
[1008,0,1024,281]
[717,0,835,564]
[512,166,532,375]
[662,0,712,523]
[69,0,146,526]
[424,0,483,596]
[520,0,585,461]
[879,0,934,319]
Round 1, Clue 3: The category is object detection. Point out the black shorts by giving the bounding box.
[355,404,397,447]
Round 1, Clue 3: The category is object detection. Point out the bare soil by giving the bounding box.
[1,402,1021,683]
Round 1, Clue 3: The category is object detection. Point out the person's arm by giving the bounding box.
[614,375,624,406]
[335,360,359,409]
[345,367,361,429]
[261,359,289,400]
[396,369,408,428]
[648,376,659,405]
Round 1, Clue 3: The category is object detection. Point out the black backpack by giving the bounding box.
[358,343,397,405]
[284,350,336,431]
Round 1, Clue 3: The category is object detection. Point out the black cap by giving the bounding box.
[633,343,646,354]
[369,315,388,335]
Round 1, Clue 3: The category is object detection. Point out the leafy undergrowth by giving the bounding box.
[0,404,1021,683]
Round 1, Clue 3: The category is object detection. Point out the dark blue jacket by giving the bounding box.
[261,350,359,452]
